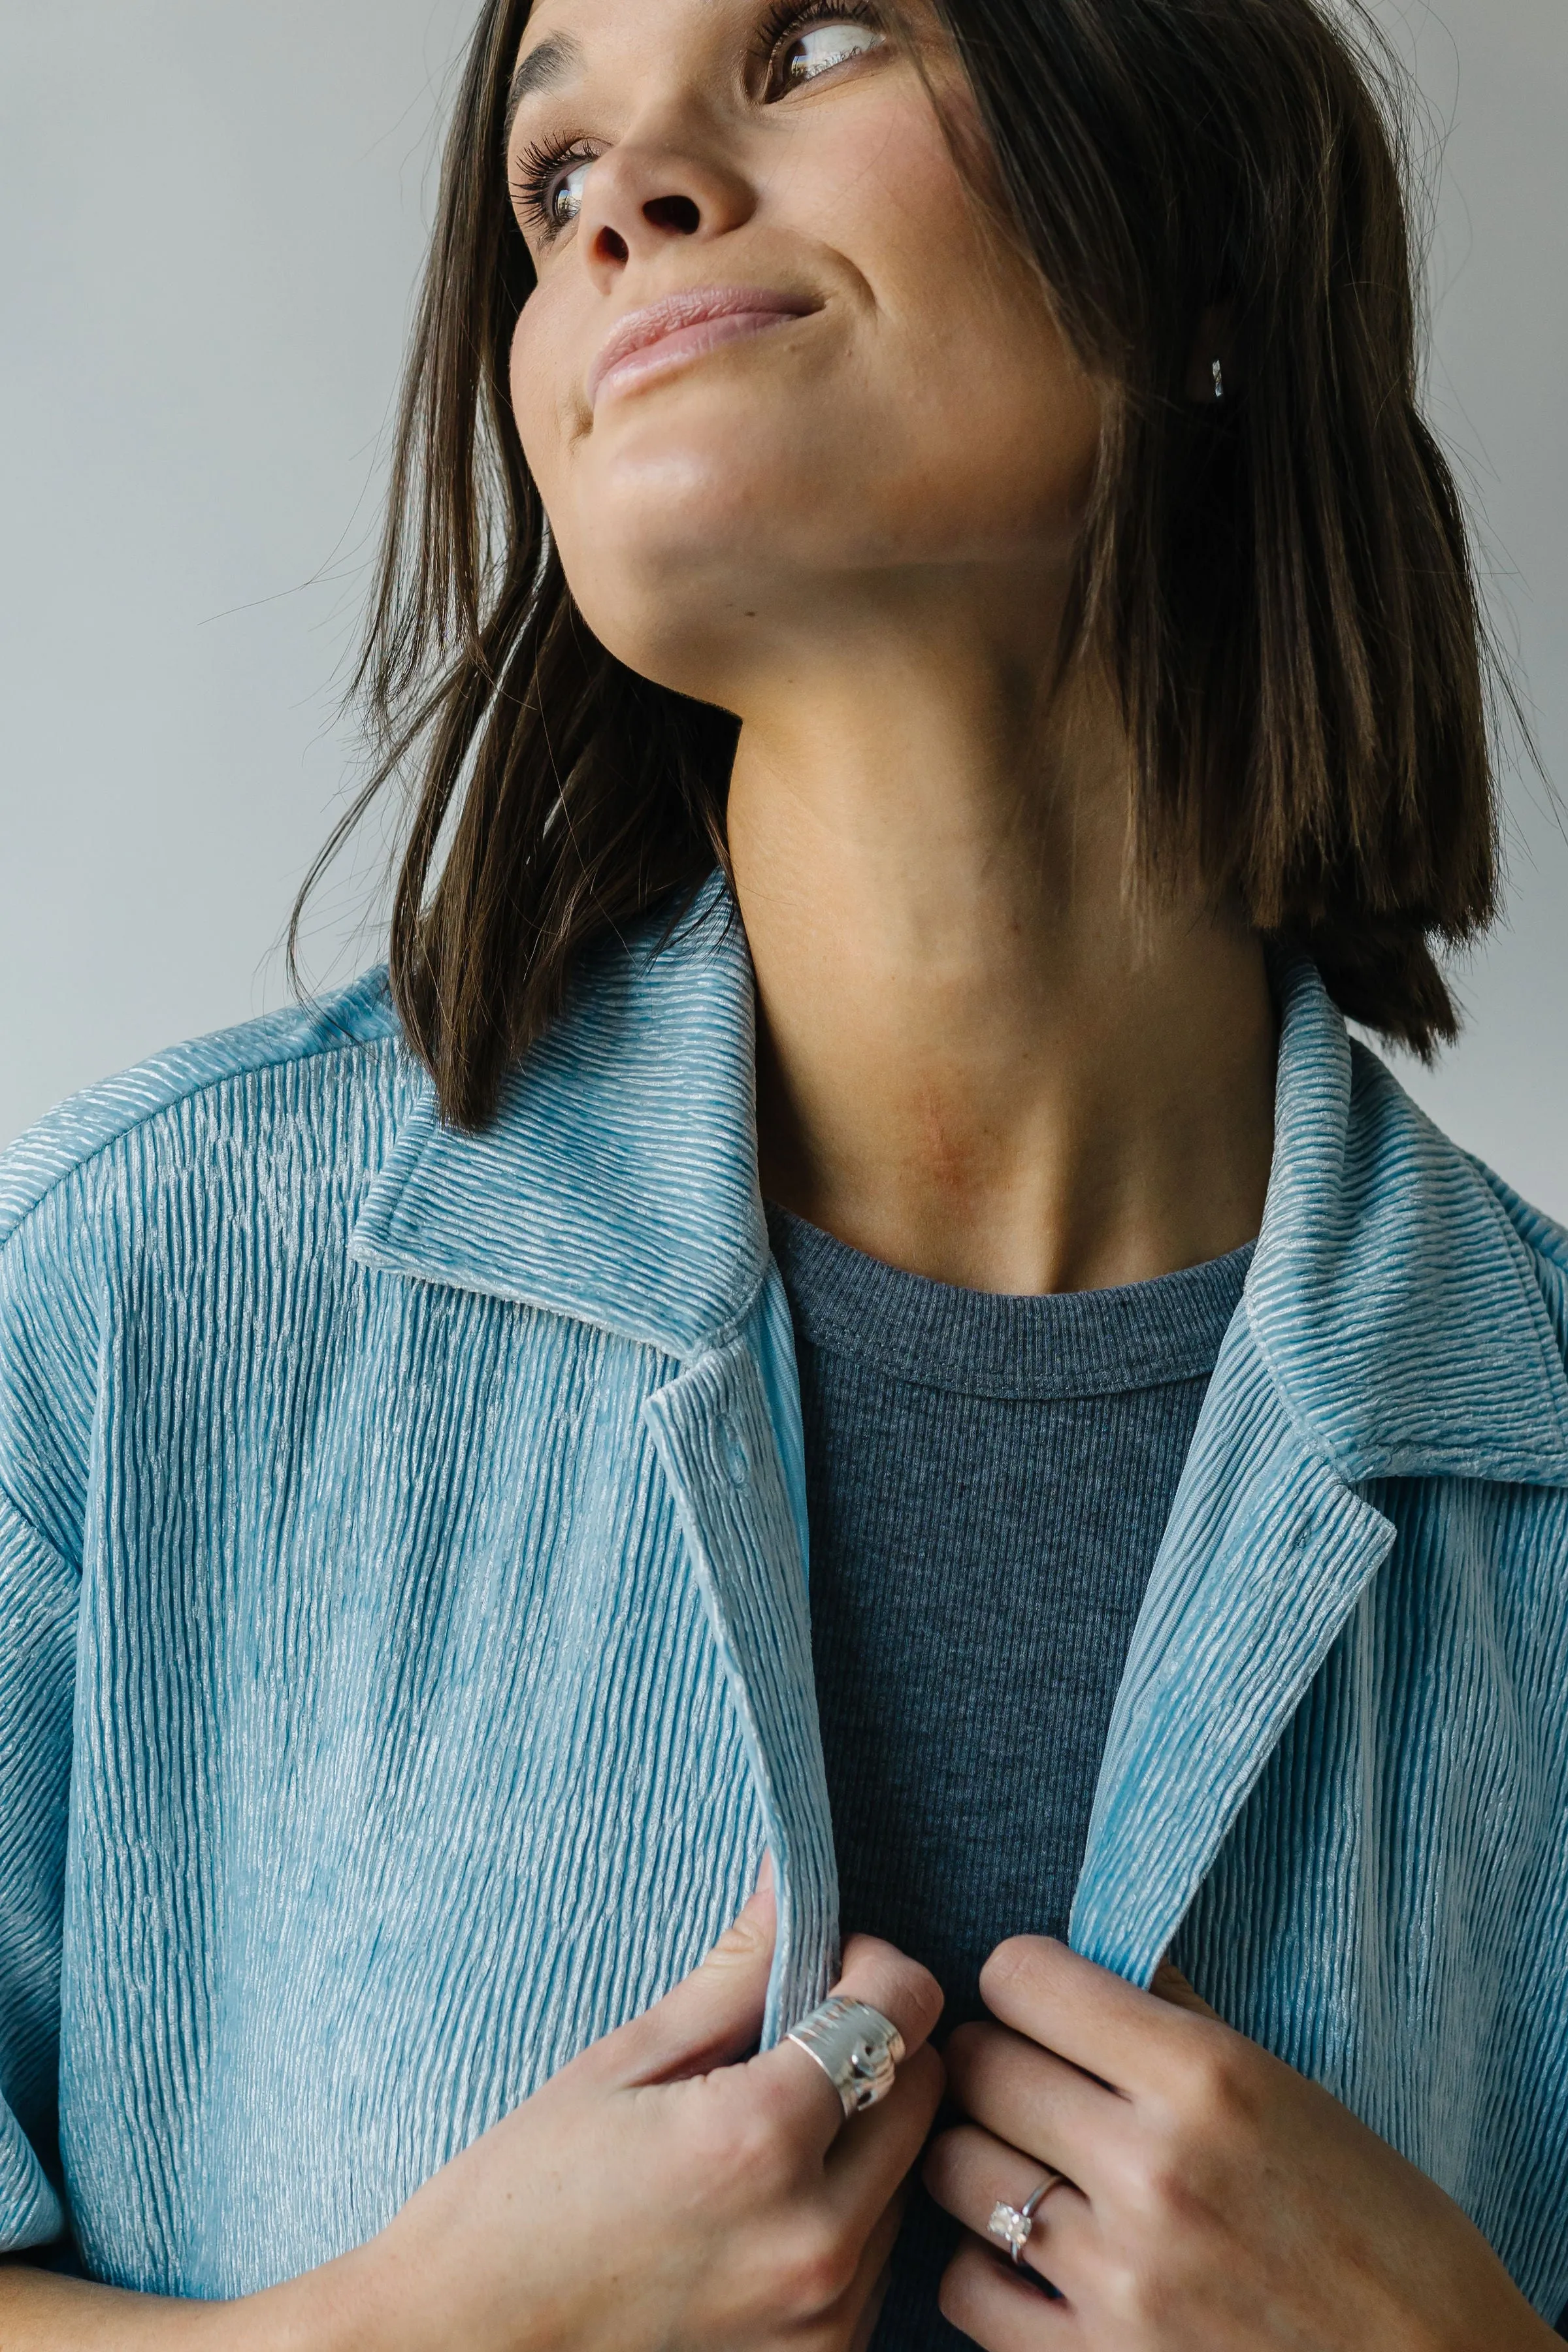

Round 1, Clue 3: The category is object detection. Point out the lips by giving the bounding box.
[587,284,818,409]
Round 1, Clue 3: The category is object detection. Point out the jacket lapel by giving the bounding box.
[1073,954,1568,1982]
[350,882,767,1359]
[1069,1324,1397,1982]
[644,1330,837,2045]
[348,883,834,2038]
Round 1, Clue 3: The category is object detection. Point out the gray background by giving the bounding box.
[2,2,1565,1211]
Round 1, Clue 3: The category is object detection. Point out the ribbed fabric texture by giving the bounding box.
[771,1207,1250,2349]
[3,879,1568,2323]
[773,1205,1252,2015]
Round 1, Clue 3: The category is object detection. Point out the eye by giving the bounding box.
[512,140,598,243]
[782,19,883,85]
[764,3,887,99]
[547,155,595,230]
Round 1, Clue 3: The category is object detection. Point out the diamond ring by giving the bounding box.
[987,2168,1066,2266]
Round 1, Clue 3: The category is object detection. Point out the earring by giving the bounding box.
[1212,357,1225,402]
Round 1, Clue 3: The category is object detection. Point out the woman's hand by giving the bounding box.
[299,1861,943,2352]
[923,1936,1556,2352]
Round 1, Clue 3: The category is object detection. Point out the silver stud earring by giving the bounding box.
[1212,357,1225,402]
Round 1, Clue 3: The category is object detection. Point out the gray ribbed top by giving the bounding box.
[768,1205,1253,2352]
[775,1213,1247,1399]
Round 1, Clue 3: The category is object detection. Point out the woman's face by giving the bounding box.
[506,0,1102,704]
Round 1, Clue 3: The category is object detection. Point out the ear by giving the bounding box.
[1184,303,1237,405]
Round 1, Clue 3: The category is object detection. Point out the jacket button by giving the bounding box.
[725,1428,751,1486]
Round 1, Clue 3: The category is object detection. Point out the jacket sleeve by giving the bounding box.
[0,1150,95,2256]
[0,1490,74,2249]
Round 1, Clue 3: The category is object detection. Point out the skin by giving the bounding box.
[924,1942,1557,2351]
[1,3,1556,2345]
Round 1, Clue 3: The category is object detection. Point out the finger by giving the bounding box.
[924,2121,1090,2292]
[841,2185,909,2352]
[761,1933,945,2153]
[594,1854,777,2087]
[835,1932,945,2057]
[1151,1959,1222,2020]
[939,2234,1078,2348]
[979,1936,1203,2095]
[944,2020,1125,2191]
[823,2041,945,2235]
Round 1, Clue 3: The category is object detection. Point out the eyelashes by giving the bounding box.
[511,135,600,240]
[755,0,885,88]
[508,0,890,246]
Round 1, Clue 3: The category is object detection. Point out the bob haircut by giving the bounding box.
[303,0,1501,1132]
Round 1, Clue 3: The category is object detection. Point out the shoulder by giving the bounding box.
[0,970,410,1266]
[0,974,417,1566]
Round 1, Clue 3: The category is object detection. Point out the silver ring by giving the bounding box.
[786,1995,906,2118]
[987,2168,1064,2266]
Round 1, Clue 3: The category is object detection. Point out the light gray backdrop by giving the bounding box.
[3,2,1565,1209]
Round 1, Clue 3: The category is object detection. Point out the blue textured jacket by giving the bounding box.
[3,887,1568,2317]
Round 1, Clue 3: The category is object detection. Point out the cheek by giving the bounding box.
[811,110,1101,542]
[509,296,577,515]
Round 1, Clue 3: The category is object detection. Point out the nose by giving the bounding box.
[578,135,756,287]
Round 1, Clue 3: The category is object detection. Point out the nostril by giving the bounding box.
[595,225,630,265]
[643,193,701,235]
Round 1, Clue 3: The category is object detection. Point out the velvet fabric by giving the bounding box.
[2,879,1567,2321]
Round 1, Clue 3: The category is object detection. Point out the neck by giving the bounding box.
[727,631,1277,1296]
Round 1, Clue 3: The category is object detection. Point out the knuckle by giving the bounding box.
[1103,2122,1207,2236]
[1136,2149,1204,2232]
[838,1940,942,2042]
[774,2217,858,2317]
[1099,2131,1155,2210]
[1179,2037,1261,2140]
[705,1912,769,1970]
[689,2085,790,2197]
[902,1951,943,2015]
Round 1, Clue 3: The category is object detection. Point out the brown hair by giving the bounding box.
[297,0,1503,1129]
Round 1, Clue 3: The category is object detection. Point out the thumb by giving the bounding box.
[1150,1957,1222,2021]
[604,1851,778,2088]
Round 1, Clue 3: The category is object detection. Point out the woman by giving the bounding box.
[1,0,1563,2343]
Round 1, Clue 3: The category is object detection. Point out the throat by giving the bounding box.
[751,921,1277,1299]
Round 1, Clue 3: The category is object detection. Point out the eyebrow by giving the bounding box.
[504,31,583,145]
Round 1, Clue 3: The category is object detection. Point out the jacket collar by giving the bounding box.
[1250,954,1568,1486]
[350,878,768,1362]
[351,881,1568,1481]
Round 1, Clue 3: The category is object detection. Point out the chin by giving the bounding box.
[555,482,836,692]
[586,416,807,534]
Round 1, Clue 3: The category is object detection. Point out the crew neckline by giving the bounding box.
[765,1203,1253,1401]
